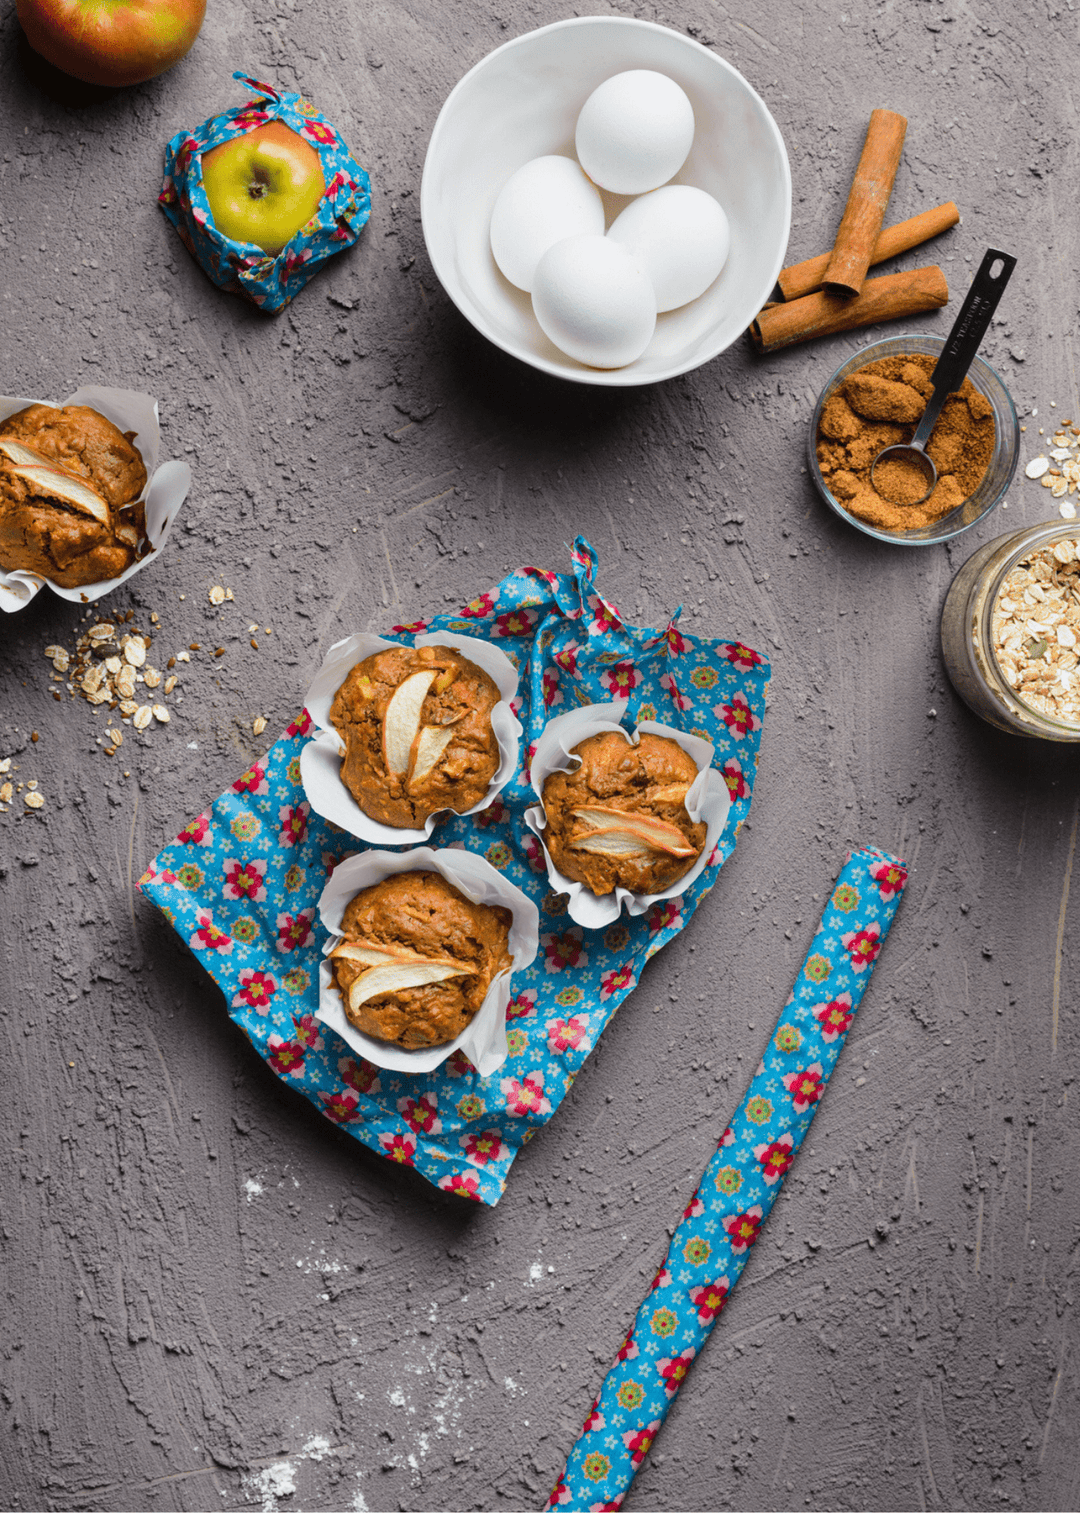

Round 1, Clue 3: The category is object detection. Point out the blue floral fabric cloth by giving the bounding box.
[139,539,769,1205]
[546,845,909,1511]
[158,71,371,313]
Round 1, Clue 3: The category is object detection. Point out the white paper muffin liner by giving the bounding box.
[315,845,540,1076]
[523,700,731,929]
[0,386,192,613]
[300,630,522,845]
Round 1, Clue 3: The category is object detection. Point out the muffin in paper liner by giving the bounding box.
[524,700,731,929]
[0,385,191,614]
[300,630,523,845]
[158,71,371,314]
[316,846,539,1076]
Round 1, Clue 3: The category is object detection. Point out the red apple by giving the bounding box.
[17,0,206,87]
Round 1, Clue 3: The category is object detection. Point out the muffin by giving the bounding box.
[329,870,513,1049]
[330,643,501,828]
[0,404,149,588]
[542,730,706,896]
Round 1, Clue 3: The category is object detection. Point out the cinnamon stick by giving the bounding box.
[749,266,948,354]
[823,109,908,297]
[778,201,959,302]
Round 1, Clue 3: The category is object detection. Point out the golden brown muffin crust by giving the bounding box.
[330,643,501,829]
[542,730,706,896]
[332,870,513,1049]
[0,404,148,587]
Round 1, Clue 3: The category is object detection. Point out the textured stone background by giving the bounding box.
[2,1,1079,1510]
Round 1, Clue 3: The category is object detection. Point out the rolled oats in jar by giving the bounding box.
[941,521,1080,741]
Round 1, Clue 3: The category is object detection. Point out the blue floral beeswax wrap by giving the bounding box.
[158,72,371,313]
[546,846,909,1512]
[139,539,769,1205]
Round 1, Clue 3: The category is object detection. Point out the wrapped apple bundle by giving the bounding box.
[158,71,371,313]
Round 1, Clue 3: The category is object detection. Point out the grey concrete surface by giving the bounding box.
[2,1,1079,1510]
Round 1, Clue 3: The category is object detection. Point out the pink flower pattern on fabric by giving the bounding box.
[547,1015,588,1055]
[233,763,269,797]
[813,993,854,1042]
[460,1129,507,1166]
[500,1072,552,1119]
[542,928,588,973]
[232,968,277,1014]
[715,691,761,740]
[222,858,267,902]
[398,1093,441,1135]
[843,922,882,970]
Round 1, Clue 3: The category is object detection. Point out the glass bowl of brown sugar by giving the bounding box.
[808,333,1019,546]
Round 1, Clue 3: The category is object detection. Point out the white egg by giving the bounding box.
[575,70,695,195]
[532,235,656,369]
[608,186,731,312]
[489,155,605,293]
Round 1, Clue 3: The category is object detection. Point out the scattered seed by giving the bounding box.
[250,638,259,650]
[214,647,225,658]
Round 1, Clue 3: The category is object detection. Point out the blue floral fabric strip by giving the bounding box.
[158,71,371,312]
[139,539,769,1206]
[547,845,909,1511]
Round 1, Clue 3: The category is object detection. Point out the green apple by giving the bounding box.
[201,121,326,254]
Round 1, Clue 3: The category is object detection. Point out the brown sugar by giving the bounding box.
[816,353,996,530]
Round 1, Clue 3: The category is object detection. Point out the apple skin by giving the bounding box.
[16,0,206,87]
[201,122,327,255]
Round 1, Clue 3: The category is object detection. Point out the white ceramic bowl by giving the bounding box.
[421,16,791,387]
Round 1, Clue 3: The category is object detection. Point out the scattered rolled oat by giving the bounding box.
[25,791,44,810]
[0,781,12,805]
[253,716,267,736]
[992,537,1080,726]
[209,585,226,606]
[1025,407,1080,517]
[133,705,153,730]
[152,705,170,724]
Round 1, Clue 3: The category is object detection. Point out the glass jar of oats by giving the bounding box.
[941,520,1080,741]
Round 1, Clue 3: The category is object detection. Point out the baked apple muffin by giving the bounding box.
[330,643,501,828]
[0,404,148,587]
[329,870,513,1049]
[542,730,706,896]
